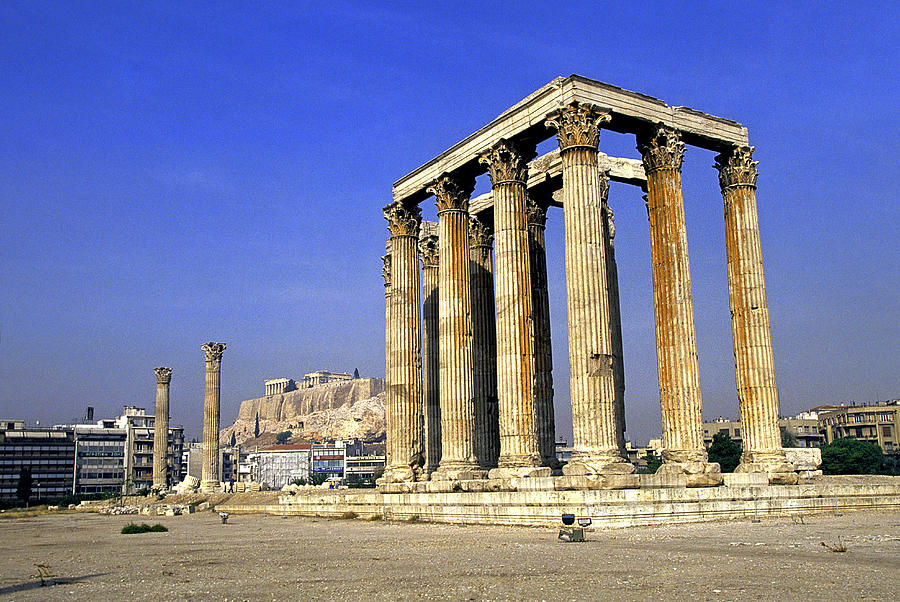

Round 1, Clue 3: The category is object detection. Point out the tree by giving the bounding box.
[781,426,799,448]
[353,368,360,379]
[642,450,663,474]
[707,432,742,473]
[821,438,883,475]
[275,431,291,445]
[308,473,328,486]
[254,412,260,438]
[230,432,236,447]
[16,467,33,506]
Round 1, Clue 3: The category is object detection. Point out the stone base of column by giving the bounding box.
[430,467,489,482]
[488,466,552,479]
[377,466,423,485]
[562,450,634,476]
[199,480,222,494]
[736,450,798,484]
[658,449,723,486]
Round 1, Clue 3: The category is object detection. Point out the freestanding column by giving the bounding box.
[526,197,558,468]
[200,342,226,493]
[418,223,442,475]
[428,175,485,480]
[152,367,172,491]
[546,104,633,475]
[469,215,500,470]
[380,200,425,483]
[638,124,720,481]
[715,146,796,483]
[601,195,628,455]
[479,139,549,478]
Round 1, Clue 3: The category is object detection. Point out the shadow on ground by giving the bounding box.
[0,573,107,595]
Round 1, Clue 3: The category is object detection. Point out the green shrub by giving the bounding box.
[121,523,168,534]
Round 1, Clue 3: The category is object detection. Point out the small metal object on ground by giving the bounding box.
[558,528,585,542]
[219,512,229,524]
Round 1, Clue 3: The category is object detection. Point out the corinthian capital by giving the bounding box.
[154,367,172,385]
[637,124,685,173]
[383,200,421,238]
[201,342,226,366]
[478,139,535,186]
[468,215,493,249]
[525,197,548,228]
[545,102,611,152]
[418,233,439,268]
[714,145,758,190]
[427,174,474,214]
[381,254,391,287]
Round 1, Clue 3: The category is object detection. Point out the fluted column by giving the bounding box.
[200,342,226,492]
[546,104,632,475]
[380,200,425,483]
[715,146,795,482]
[382,243,392,437]
[469,215,500,469]
[152,367,172,491]
[601,195,628,455]
[428,176,485,480]
[418,223,442,475]
[638,124,719,480]
[526,198,558,468]
[479,139,548,478]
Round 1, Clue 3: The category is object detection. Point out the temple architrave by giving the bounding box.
[380,75,796,488]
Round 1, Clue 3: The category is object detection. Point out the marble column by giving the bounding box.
[469,215,500,470]
[715,146,795,482]
[479,139,548,478]
[200,342,226,493]
[638,124,719,481]
[152,367,172,491]
[418,223,442,475]
[427,175,485,480]
[601,194,628,456]
[546,104,632,475]
[382,243,392,435]
[380,200,425,483]
[526,197,558,468]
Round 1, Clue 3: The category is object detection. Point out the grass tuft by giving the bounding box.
[121,523,168,534]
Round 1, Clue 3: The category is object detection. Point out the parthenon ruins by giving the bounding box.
[381,75,797,489]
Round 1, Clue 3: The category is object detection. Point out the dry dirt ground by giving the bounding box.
[0,510,897,601]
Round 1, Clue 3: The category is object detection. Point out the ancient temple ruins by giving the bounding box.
[381,75,796,487]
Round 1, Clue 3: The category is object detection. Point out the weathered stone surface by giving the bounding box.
[152,366,172,491]
[201,342,226,493]
[221,379,386,444]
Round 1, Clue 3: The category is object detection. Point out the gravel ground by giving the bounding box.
[0,510,897,601]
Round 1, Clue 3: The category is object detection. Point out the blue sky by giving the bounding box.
[1,1,897,444]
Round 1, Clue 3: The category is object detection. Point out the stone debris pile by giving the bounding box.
[99,505,140,515]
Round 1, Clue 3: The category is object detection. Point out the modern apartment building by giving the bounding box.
[819,401,900,453]
[0,420,75,503]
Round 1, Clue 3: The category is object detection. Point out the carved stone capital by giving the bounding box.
[383,200,421,238]
[525,197,548,228]
[478,139,535,186]
[468,215,493,249]
[637,124,685,173]
[427,174,474,214]
[201,342,226,368]
[714,145,758,190]
[418,233,439,268]
[545,102,611,152]
[381,254,391,287]
[154,367,172,385]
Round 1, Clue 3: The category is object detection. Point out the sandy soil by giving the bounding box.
[0,510,897,601]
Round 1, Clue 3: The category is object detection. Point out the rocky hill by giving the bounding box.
[220,377,385,444]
